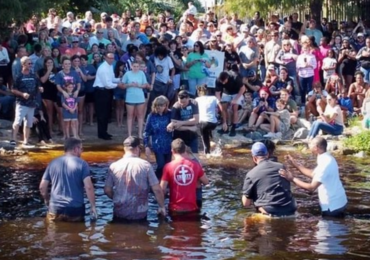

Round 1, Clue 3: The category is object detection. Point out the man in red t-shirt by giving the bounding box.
[161,138,209,212]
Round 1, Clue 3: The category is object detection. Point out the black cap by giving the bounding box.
[123,136,141,148]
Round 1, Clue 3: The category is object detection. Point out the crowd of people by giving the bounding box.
[1,5,348,223]
[1,6,370,149]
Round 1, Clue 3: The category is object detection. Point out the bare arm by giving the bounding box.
[83,176,97,217]
[242,195,253,207]
[39,179,50,205]
[286,155,314,178]
[104,185,113,199]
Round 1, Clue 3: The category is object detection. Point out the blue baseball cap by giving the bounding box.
[251,142,268,156]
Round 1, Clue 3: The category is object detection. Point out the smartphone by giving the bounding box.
[304,57,307,62]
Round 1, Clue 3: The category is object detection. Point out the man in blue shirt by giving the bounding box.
[39,138,97,222]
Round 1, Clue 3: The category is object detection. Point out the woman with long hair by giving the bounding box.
[135,51,156,117]
[51,47,61,69]
[114,60,126,127]
[71,55,87,137]
[122,60,149,138]
[144,95,172,179]
[338,37,357,88]
[186,41,211,97]
[38,56,60,135]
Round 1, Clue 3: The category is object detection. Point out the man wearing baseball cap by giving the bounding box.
[241,142,296,217]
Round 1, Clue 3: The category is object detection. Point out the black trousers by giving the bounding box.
[33,114,51,142]
[199,122,217,154]
[94,88,113,137]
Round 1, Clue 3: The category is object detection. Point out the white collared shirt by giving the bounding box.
[93,61,120,89]
[312,152,347,211]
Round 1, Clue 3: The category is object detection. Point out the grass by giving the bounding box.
[344,130,370,152]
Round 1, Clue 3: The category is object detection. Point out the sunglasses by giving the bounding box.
[179,96,189,99]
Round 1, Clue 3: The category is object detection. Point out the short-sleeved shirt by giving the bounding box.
[105,155,159,220]
[312,152,347,211]
[285,98,298,113]
[186,52,209,79]
[242,159,295,208]
[171,100,199,145]
[42,155,91,213]
[153,56,174,84]
[13,73,40,107]
[55,70,81,91]
[215,70,244,95]
[122,70,147,103]
[162,157,204,212]
[239,46,258,74]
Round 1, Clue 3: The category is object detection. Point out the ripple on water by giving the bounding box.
[0,149,370,259]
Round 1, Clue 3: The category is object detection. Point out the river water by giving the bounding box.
[0,146,369,260]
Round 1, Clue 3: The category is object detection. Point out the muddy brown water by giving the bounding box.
[0,146,370,260]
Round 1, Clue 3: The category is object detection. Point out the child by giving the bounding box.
[61,82,79,139]
[262,99,290,140]
[337,89,354,124]
[362,90,370,129]
[237,92,253,126]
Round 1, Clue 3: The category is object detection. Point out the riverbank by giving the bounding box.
[0,118,367,157]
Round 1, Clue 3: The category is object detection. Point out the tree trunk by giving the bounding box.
[309,0,322,27]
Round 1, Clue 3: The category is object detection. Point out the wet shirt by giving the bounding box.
[242,159,295,208]
[171,100,199,145]
[162,158,204,212]
[143,110,172,154]
[105,155,159,220]
[42,155,91,212]
[13,72,40,107]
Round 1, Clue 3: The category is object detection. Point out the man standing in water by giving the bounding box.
[104,136,166,221]
[39,138,97,222]
[160,138,209,216]
[242,142,296,216]
[280,136,347,218]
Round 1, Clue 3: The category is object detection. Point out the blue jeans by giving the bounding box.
[308,121,344,138]
[259,65,266,82]
[360,67,370,83]
[299,76,314,104]
[154,152,172,180]
[188,77,208,97]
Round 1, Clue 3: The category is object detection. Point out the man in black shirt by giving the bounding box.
[242,142,296,216]
[168,90,199,153]
[216,69,246,136]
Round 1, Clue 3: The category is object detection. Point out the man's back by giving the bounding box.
[42,155,90,211]
[162,157,204,212]
[243,159,294,208]
[105,156,158,220]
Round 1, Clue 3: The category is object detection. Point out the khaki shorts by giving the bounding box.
[13,104,35,128]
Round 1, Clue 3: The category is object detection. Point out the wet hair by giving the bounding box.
[151,95,169,113]
[64,138,82,152]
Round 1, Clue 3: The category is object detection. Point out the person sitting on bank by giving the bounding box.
[306,93,344,140]
[280,137,347,218]
[241,142,296,217]
[104,136,166,221]
[39,138,97,222]
[160,138,209,216]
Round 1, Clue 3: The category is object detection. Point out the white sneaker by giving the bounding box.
[274,132,282,140]
[263,132,275,138]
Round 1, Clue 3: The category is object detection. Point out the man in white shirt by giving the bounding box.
[280,136,347,218]
[93,52,124,140]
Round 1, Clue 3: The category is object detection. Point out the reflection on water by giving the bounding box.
[1,148,370,259]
